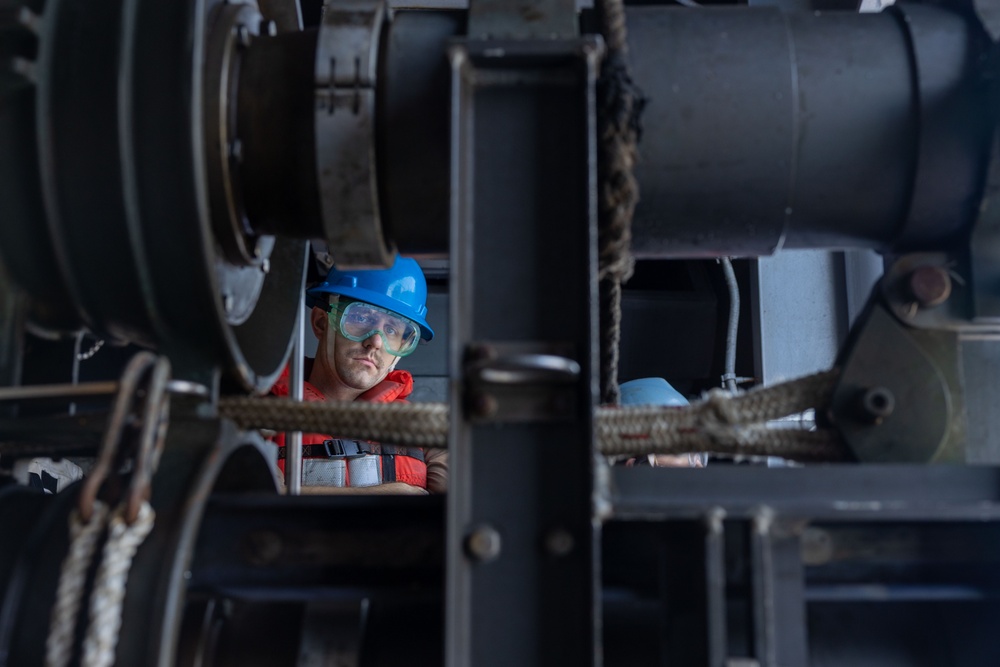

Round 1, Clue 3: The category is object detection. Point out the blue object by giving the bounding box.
[619,377,689,407]
[307,255,435,341]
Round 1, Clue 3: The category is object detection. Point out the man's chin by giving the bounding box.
[340,364,384,390]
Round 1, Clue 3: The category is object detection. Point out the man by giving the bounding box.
[271,255,447,494]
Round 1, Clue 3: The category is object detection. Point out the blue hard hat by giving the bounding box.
[307,255,435,341]
[620,378,689,407]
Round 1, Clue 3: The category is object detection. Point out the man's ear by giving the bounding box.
[310,306,328,340]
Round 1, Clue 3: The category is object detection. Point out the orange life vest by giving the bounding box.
[269,360,428,489]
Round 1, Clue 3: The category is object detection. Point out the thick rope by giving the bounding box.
[46,502,111,667]
[82,501,155,667]
[218,398,451,447]
[595,0,644,405]
[45,500,155,667]
[218,369,846,462]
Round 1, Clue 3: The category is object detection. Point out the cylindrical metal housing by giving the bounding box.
[378,5,994,258]
[627,5,992,256]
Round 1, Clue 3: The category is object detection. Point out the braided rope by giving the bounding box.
[218,397,450,447]
[46,502,111,667]
[219,370,846,462]
[596,0,643,405]
[82,501,155,667]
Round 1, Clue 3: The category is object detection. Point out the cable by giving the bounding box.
[719,257,739,392]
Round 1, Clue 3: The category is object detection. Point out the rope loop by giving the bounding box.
[46,501,111,667]
[82,501,156,667]
[46,352,169,667]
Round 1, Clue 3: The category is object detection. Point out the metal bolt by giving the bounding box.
[260,258,271,274]
[222,292,235,313]
[858,386,894,424]
[465,525,501,563]
[229,138,244,163]
[908,265,952,308]
[544,528,575,558]
[234,24,253,48]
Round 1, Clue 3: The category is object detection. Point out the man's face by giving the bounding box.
[327,319,397,392]
[311,300,402,395]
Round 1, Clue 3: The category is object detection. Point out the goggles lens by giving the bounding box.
[330,301,421,357]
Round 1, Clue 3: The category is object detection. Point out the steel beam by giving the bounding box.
[446,37,602,667]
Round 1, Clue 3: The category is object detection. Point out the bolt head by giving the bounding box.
[465,525,501,562]
[908,266,952,308]
[858,386,895,424]
[544,528,575,557]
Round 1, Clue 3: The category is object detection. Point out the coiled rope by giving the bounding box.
[219,369,848,462]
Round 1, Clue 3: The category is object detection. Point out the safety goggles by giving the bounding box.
[329,300,422,357]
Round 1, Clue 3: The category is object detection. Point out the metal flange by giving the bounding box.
[203,0,276,272]
[314,0,395,269]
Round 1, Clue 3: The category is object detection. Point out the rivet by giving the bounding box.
[465,525,502,563]
[544,528,574,557]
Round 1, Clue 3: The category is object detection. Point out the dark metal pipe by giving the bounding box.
[379,5,993,258]
[628,4,992,257]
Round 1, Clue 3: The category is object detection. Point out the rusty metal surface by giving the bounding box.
[313,1,394,269]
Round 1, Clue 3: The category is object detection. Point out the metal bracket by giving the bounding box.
[881,253,1000,335]
[314,0,394,268]
[464,342,581,423]
[829,301,964,463]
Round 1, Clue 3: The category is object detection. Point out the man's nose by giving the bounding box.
[363,331,384,350]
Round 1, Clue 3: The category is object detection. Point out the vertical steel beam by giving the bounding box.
[446,38,602,667]
[705,509,729,667]
[750,512,809,667]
